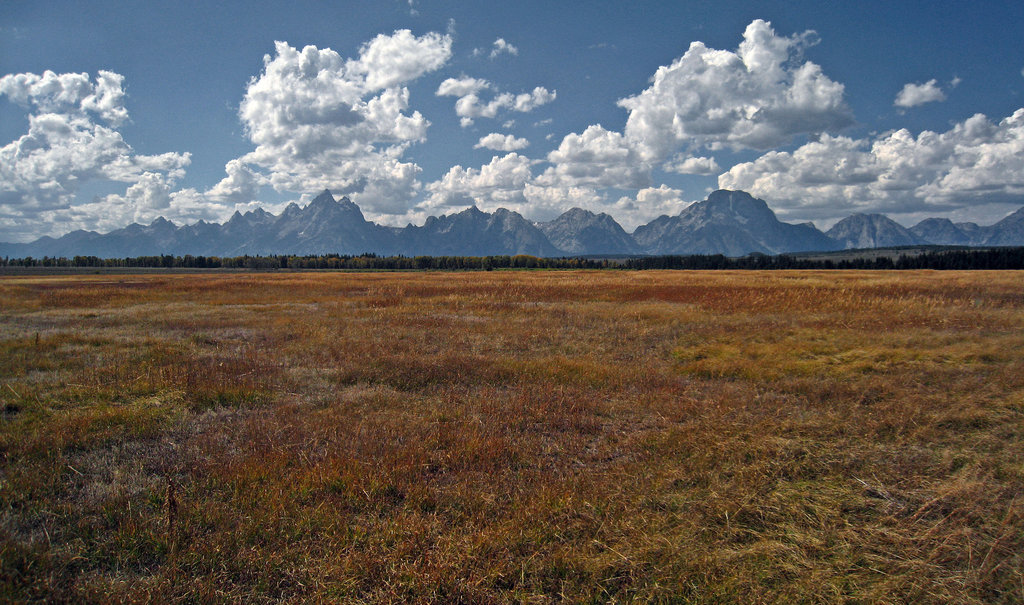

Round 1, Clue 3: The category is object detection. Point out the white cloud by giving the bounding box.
[475,133,530,151]
[30,173,221,239]
[538,125,649,189]
[490,38,518,58]
[512,87,556,112]
[349,30,453,91]
[894,79,946,108]
[234,32,451,213]
[436,78,555,127]
[2,30,455,241]
[718,108,1024,221]
[0,70,129,126]
[422,152,535,213]
[522,183,607,221]
[0,70,193,240]
[89,173,217,227]
[617,19,852,162]
[436,76,488,97]
[524,19,850,208]
[611,185,689,229]
[205,159,267,204]
[472,37,519,59]
[663,155,721,175]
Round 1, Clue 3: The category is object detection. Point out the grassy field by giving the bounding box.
[1,270,1022,603]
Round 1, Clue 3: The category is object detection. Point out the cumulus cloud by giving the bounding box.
[472,38,519,59]
[474,133,530,151]
[0,70,129,126]
[618,19,852,162]
[611,185,689,229]
[530,19,850,197]
[89,173,217,227]
[234,31,452,213]
[522,183,608,221]
[436,77,555,127]
[17,172,222,242]
[0,70,193,240]
[538,125,649,189]
[492,38,518,58]
[718,108,1024,221]
[205,159,267,204]
[894,79,946,108]
[436,76,488,97]
[350,30,453,91]
[422,152,534,213]
[663,155,721,175]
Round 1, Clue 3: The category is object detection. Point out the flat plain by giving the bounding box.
[1,270,1022,603]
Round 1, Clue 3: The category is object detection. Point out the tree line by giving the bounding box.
[3,247,1024,271]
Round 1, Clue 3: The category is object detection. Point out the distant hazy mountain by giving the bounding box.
[909,218,979,246]
[403,206,561,256]
[536,208,641,255]
[908,209,1024,247]
[984,207,1024,246]
[633,190,839,255]
[230,190,400,256]
[826,213,925,249]
[2,189,1023,259]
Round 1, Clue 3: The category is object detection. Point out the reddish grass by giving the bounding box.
[1,270,1022,603]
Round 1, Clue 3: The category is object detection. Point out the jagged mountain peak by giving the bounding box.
[3,189,1023,259]
[559,207,596,220]
[309,189,336,206]
[827,213,923,249]
[994,206,1024,225]
[985,206,1024,246]
[634,189,838,255]
[698,189,772,215]
[538,206,639,255]
[910,217,973,246]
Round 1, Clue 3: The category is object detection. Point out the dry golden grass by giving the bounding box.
[1,270,1022,603]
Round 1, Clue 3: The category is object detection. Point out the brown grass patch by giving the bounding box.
[1,270,1022,602]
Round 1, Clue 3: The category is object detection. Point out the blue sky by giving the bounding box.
[2,1,1024,242]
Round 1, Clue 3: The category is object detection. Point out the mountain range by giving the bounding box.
[2,189,1023,259]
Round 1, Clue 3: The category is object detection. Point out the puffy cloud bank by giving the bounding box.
[719,109,1024,221]
[6,19,1024,242]
[0,70,193,239]
[619,19,852,162]
[230,30,452,214]
[424,19,855,227]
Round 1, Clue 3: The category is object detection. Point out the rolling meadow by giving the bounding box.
[1,269,1022,603]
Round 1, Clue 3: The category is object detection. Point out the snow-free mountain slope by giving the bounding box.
[2,189,1022,259]
[826,213,925,249]
[633,190,839,255]
[536,208,641,255]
